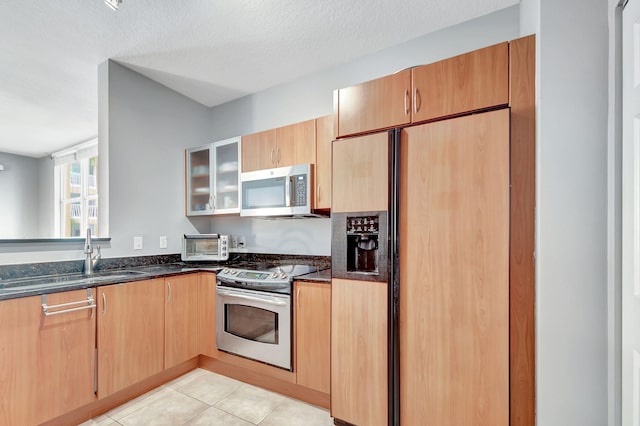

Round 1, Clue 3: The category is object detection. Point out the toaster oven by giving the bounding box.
[182,234,229,261]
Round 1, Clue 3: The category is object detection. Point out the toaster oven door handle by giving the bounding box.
[216,289,287,306]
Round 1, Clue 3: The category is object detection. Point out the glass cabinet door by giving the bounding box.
[212,137,241,214]
[186,137,241,216]
[186,146,213,215]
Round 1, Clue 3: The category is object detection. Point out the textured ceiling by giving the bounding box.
[0,0,518,158]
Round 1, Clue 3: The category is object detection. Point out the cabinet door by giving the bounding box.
[275,119,316,168]
[198,273,218,358]
[336,69,411,137]
[332,132,388,213]
[212,137,241,214]
[0,296,39,425]
[186,144,214,216]
[400,110,509,425]
[0,290,96,425]
[315,115,333,210]
[331,278,387,426]
[97,279,165,398]
[411,42,509,122]
[241,129,276,172]
[294,281,330,393]
[36,289,97,424]
[165,274,199,368]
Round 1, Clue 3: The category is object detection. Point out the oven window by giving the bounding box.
[224,304,279,344]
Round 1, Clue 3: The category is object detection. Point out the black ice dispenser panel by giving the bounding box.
[347,215,379,273]
[332,211,388,283]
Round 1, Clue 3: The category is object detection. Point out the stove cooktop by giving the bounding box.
[216,264,318,295]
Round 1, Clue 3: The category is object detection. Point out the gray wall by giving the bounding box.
[103,61,212,257]
[0,152,40,238]
[536,0,609,424]
[37,156,55,238]
[209,6,521,139]
[207,5,520,257]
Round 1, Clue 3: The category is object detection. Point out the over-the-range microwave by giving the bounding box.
[182,234,229,261]
[240,163,317,217]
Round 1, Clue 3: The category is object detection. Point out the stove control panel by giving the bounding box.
[218,268,290,284]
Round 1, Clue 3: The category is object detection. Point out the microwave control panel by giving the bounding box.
[293,174,307,206]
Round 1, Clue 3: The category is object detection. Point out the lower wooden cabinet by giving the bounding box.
[0,289,97,425]
[294,281,330,394]
[165,274,199,368]
[97,279,165,398]
[331,278,387,426]
[198,272,218,358]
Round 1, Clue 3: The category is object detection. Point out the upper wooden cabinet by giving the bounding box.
[241,128,276,172]
[335,42,509,137]
[332,131,389,213]
[411,42,509,122]
[335,69,412,137]
[315,115,333,210]
[242,120,316,172]
[165,274,200,368]
[276,119,316,168]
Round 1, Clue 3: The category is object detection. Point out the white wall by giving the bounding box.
[536,0,609,425]
[0,152,40,238]
[103,60,212,258]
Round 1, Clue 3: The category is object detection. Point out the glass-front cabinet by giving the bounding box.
[186,137,241,216]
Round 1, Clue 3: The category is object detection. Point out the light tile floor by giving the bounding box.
[80,369,334,426]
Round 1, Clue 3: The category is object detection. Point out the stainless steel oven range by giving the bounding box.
[216,264,317,370]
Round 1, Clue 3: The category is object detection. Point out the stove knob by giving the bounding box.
[231,269,237,275]
[272,272,279,278]
[280,272,287,279]
[222,268,229,274]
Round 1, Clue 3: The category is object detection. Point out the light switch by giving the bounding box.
[159,236,168,249]
[134,236,143,250]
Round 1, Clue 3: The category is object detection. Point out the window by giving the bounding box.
[53,141,99,237]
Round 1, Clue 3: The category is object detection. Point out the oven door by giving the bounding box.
[216,286,291,370]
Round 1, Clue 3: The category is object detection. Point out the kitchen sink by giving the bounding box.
[0,270,150,293]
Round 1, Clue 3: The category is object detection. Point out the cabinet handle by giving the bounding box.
[404,89,410,115]
[102,293,107,316]
[276,147,280,165]
[413,88,420,114]
[41,290,96,316]
[167,282,172,301]
[297,286,301,310]
[270,149,275,164]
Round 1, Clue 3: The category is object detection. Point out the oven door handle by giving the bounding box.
[216,289,288,306]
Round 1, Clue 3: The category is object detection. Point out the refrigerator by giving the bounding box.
[330,108,510,426]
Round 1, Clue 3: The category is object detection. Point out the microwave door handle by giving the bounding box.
[216,289,287,306]
[285,176,292,207]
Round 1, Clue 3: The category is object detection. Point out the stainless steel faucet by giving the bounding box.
[83,228,101,276]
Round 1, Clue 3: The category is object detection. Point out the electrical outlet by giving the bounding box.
[159,236,168,249]
[133,236,143,250]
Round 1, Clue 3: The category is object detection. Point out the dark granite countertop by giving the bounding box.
[294,268,331,283]
[0,254,331,301]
